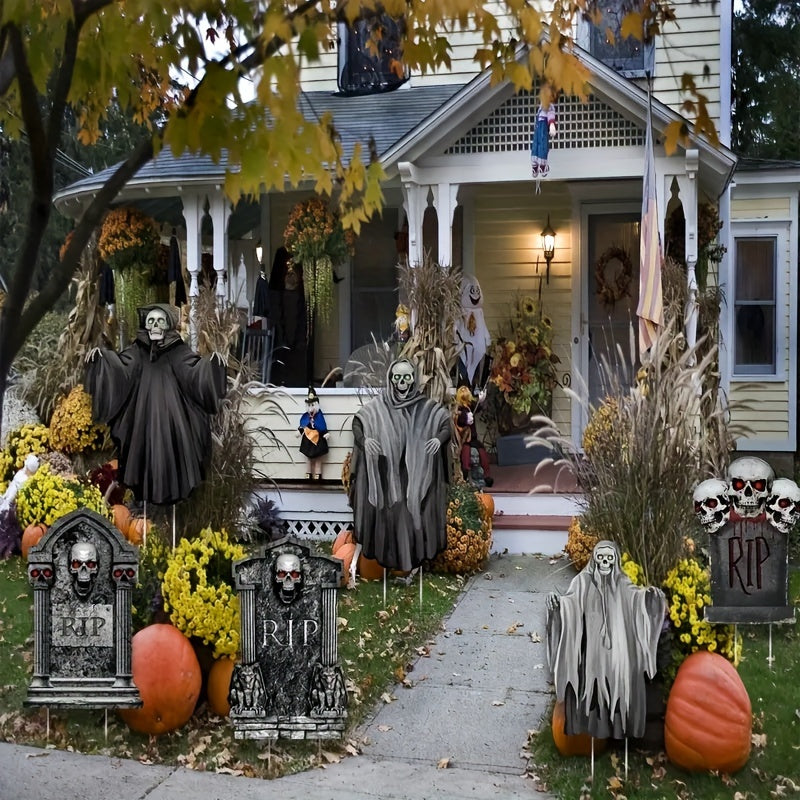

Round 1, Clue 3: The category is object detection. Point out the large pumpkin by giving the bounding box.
[551,699,607,757]
[665,650,752,773]
[332,530,357,585]
[118,624,202,736]
[22,523,47,559]
[207,657,236,717]
[358,554,385,581]
[477,491,495,519]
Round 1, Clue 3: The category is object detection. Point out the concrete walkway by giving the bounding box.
[0,553,572,800]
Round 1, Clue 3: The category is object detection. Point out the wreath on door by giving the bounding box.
[595,246,633,309]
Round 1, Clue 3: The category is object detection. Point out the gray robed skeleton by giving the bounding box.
[546,540,666,740]
[349,359,451,572]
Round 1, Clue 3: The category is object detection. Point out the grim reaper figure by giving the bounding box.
[546,540,666,740]
[349,359,451,572]
[85,304,226,505]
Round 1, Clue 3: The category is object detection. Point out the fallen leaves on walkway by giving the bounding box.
[437,756,452,769]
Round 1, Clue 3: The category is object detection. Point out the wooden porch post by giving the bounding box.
[399,162,427,267]
[208,189,231,306]
[683,150,700,358]
[181,192,204,350]
[430,182,460,267]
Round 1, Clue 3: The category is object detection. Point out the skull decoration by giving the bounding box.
[389,360,415,402]
[69,541,98,599]
[765,477,800,534]
[727,456,774,519]
[692,478,731,534]
[145,308,170,341]
[592,542,617,576]
[274,552,303,604]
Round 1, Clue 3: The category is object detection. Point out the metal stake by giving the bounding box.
[382,568,387,608]
[172,504,177,550]
[590,736,595,782]
[768,622,774,667]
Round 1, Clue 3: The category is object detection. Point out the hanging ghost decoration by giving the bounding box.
[546,540,666,740]
[455,276,491,389]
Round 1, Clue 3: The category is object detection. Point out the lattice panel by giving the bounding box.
[445,89,645,155]
[286,518,352,541]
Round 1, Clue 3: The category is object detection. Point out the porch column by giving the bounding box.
[181,192,204,350]
[680,150,700,354]
[208,189,231,304]
[430,182,460,267]
[398,162,428,267]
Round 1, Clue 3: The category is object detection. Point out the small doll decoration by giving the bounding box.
[391,303,411,344]
[298,387,329,480]
[454,385,493,488]
[531,83,557,192]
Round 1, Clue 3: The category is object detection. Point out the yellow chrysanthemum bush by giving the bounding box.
[162,528,246,658]
[15,463,110,528]
[5,424,49,473]
[564,517,600,571]
[429,481,492,575]
[48,386,108,455]
[0,449,12,493]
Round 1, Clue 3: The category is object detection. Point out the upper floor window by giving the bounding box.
[337,12,408,96]
[585,1,655,78]
[733,236,777,376]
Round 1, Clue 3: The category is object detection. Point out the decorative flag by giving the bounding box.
[636,96,663,354]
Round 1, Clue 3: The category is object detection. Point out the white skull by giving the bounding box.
[766,477,800,533]
[69,541,98,599]
[145,308,170,341]
[592,543,617,576]
[692,478,731,534]
[389,361,415,401]
[727,457,774,519]
[275,553,302,604]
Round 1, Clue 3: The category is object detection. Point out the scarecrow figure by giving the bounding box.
[454,385,493,488]
[546,540,666,740]
[85,303,226,505]
[455,276,491,391]
[391,303,411,345]
[531,84,557,191]
[298,387,329,480]
[349,358,451,572]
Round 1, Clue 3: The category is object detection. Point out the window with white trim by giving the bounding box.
[337,12,407,96]
[733,236,777,375]
[582,1,655,77]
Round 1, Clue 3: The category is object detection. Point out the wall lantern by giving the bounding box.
[541,214,556,284]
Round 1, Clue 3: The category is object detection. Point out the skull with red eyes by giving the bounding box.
[69,541,98,599]
[766,477,800,534]
[726,457,774,519]
[692,478,730,534]
[275,553,303,604]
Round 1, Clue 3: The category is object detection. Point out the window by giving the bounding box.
[733,237,777,375]
[337,13,407,96]
[586,1,655,77]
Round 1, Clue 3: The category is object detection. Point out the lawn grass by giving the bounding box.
[0,554,464,777]
[528,569,800,799]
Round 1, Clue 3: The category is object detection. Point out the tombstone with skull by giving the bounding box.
[693,478,731,534]
[69,541,99,599]
[765,477,800,534]
[726,456,774,519]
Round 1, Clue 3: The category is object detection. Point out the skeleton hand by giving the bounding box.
[424,437,441,455]
[365,437,382,456]
[466,411,474,425]
[85,347,103,363]
[210,351,227,367]
[548,122,556,138]
[477,389,487,406]
[323,433,330,440]
[546,592,560,613]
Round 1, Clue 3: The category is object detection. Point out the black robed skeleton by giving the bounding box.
[85,304,226,505]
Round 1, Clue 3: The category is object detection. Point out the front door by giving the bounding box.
[585,212,641,410]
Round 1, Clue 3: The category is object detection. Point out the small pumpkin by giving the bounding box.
[124,515,151,546]
[358,554,385,581]
[333,542,357,586]
[332,529,355,553]
[665,650,752,773]
[22,523,47,559]
[477,491,495,519]
[112,503,132,534]
[551,699,607,757]
[207,657,236,717]
[118,623,202,736]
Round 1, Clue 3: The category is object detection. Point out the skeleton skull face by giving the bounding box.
[592,543,617,576]
[693,478,731,534]
[727,456,774,519]
[275,553,302,604]
[145,308,170,341]
[766,477,800,533]
[389,361,415,401]
[69,541,98,599]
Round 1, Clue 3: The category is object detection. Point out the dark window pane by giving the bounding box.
[734,238,777,374]
[589,1,649,74]
[338,14,407,96]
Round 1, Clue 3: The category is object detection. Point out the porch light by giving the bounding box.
[541,214,555,284]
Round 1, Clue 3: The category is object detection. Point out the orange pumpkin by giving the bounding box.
[477,491,495,518]
[358,555,385,581]
[124,516,151,546]
[21,523,47,559]
[551,699,607,757]
[112,503,132,534]
[207,657,236,717]
[333,542,357,585]
[118,623,202,736]
[665,650,752,773]
[332,529,355,553]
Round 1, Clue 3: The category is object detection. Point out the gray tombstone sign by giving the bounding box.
[25,508,141,708]
[230,537,347,740]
